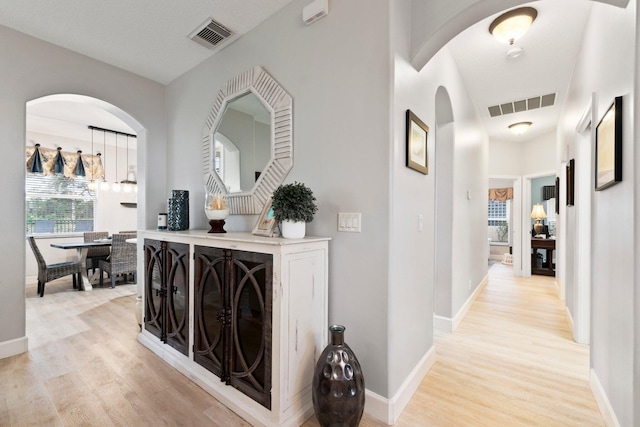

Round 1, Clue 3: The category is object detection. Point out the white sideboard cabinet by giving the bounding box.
[138,230,329,427]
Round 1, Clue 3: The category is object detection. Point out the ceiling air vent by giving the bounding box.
[488,93,556,117]
[189,18,233,49]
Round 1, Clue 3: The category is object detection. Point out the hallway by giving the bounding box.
[0,263,604,426]
[395,262,603,426]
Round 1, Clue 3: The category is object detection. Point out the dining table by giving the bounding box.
[50,240,112,291]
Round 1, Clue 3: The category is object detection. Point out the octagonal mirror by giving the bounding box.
[203,66,293,215]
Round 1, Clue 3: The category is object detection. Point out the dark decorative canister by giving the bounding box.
[312,325,365,427]
[167,190,189,231]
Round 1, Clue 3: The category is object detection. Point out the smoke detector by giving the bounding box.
[189,18,233,49]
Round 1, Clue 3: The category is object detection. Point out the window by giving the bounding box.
[26,174,95,234]
[488,200,510,243]
[488,200,508,226]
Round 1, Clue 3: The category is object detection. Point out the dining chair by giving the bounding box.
[99,232,137,288]
[83,231,110,274]
[27,236,82,297]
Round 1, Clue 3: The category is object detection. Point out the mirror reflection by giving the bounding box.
[213,92,271,193]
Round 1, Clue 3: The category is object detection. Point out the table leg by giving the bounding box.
[76,247,93,291]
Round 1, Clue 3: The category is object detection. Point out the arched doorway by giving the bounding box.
[25,94,145,299]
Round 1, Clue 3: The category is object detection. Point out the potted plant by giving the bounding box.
[271,181,318,239]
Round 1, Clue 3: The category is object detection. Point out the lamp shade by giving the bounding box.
[489,7,537,45]
[530,203,547,219]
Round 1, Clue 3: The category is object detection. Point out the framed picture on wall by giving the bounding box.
[566,159,575,206]
[555,176,560,214]
[406,109,429,175]
[595,96,623,190]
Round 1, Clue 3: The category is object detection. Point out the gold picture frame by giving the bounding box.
[406,109,429,175]
[252,197,277,237]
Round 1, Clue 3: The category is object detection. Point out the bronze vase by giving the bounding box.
[312,325,365,427]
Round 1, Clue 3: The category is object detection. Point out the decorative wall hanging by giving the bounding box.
[488,187,513,201]
[595,96,623,190]
[406,109,429,174]
[53,147,66,175]
[74,151,86,177]
[27,143,44,174]
[25,145,103,179]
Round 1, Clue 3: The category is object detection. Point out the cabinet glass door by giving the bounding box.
[144,239,164,340]
[194,246,227,379]
[166,242,189,355]
[229,250,272,410]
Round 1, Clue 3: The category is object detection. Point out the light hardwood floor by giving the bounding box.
[1,263,603,426]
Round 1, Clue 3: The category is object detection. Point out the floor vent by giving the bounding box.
[189,18,233,49]
[488,93,556,117]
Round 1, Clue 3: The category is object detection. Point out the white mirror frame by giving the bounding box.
[203,66,293,214]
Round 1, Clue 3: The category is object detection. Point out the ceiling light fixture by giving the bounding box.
[489,7,537,45]
[509,121,532,135]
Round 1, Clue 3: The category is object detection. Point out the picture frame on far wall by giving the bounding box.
[252,197,277,237]
[595,96,623,190]
[555,176,560,214]
[406,109,429,175]
[566,159,575,207]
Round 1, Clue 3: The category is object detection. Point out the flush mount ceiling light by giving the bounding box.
[509,121,532,135]
[489,7,538,45]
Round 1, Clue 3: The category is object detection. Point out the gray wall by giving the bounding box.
[166,0,393,395]
[0,25,166,347]
[558,1,636,425]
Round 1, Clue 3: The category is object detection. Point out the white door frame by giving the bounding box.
[572,94,595,344]
[488,175,522,275]
[522,170,557,279]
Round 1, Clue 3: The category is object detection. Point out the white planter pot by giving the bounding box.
[281,220,306,239]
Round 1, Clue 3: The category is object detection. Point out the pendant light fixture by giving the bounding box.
[122,134,135,193]
[100,130,110,191]
[489,7,537,45]
[88,128,96,191]
[112,133,121,192]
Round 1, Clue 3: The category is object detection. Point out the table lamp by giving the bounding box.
[530,203,547,235]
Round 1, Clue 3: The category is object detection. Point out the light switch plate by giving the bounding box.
[338,213,361,232]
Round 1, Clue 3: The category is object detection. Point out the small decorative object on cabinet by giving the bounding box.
[313,324,365,427]
[271,181,318,239]
[204,189,229,233]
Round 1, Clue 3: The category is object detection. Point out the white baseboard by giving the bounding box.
[434,274,489,335]
[0,336,28,359]
[364,346,437,425]
[590,369,620,427]
[565,306,574,336]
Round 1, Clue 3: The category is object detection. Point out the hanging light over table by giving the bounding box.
[112,133,120,192]
[100,130,110,191]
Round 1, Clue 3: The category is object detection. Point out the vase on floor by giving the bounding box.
[312,324,365,427]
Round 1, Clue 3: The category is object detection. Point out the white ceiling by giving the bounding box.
[6,0,592,145]
[447,0,592,143]
[0,0,296,85]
